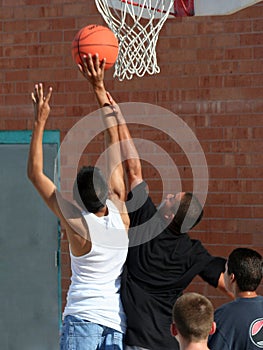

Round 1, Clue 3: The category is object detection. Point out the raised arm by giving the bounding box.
[27,84,90,256]
[78,54,129,230]
[106,92,143,191]
[27,83,59,213]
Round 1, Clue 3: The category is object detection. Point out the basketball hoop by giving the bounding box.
[95,0,174,81]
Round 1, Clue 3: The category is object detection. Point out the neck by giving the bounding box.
[94,205,108,217]
[236,290,257,298]
[179,339,210,350]
[181,344,210,350]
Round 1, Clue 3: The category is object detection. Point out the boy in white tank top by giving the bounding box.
[27,54,129,349]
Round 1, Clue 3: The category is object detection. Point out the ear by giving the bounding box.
[209,322,216,335]
[230,273,236,284]
[170,323,178,337]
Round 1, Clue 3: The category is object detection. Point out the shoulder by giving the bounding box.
[189,239,211,256]
[126,180,152,209]
[106,198,130,232]
[214,299,248,320]
[127,180,148,198]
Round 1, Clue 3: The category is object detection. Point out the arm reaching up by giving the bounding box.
[27,84,58,212]
[106,92,143,191]
[78,54,129,230]
[27,83,91,256]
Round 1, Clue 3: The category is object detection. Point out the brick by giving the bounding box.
[224,127,251,139]
[199,75,223,88]
[253,18,263,31]
[4,20,27,32]
[239,115,263,126]
[210,140,239,153]
[240,33,263,46]
[252,207,263,219]
[238,60,263,73]
[224,75,253,88]
[196,127,223,140]
[225,100,253,113]
[209,61,239,75]
[238,140,263,153]
[224,153,251,166]
[254,46,263,58]
[224,16,252,33]
[39,31,63,42]
[238,167,263,180]
[181,62,211,76]
[210,166,238,178]
[5,93,28,104]
[197,48,224,61]
[251,153,263,165]
[237,3,263,19]
[0,6,14,20]
[4,118,28,130]
[238,221,263,236]
[197,20,225,35]
[225,47,253,60]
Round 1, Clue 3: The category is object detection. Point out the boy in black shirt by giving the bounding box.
[106,92,231,350]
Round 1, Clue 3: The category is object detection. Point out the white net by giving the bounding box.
[95,0,174,81]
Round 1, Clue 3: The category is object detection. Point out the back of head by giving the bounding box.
[73,166,108,213]
[227,248,263,292]
[172,292,214,343]
[173,192,203,233]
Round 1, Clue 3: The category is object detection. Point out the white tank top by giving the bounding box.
[63,199,128,333]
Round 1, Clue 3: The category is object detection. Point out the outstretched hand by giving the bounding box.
[78,53,106,90]
[31,83,52,124]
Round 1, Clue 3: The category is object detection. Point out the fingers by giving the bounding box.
[77,63,84,74]
[80,53,106,76]
[46,86,52,101]
[31,91,36,104]
[38,82,43,101]
[93,53,100,72]
[31,83,52,103]
[100,57,106,71]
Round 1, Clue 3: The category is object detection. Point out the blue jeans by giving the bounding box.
[60,315,124,350]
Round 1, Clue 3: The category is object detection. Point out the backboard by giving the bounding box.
[106,0,262,18]
[106,0,194,18]
[194,0,262,16]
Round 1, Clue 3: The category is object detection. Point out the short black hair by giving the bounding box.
[73,166,108,213]
[227,248,263,292]
[173,192,203,233]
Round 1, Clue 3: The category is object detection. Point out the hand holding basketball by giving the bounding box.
[72,24,119,70]
[78,54,105,89]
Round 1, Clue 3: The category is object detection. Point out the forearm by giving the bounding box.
[27,121,45,181]
[102,110,125,200]
[93,84,110,108]
[114,106,142,188]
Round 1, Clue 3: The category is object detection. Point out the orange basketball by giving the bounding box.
[72,24,119,70]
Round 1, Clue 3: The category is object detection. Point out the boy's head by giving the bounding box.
[171,292,215,344]
[73,166,108,213]
[225,248,263,292]
[159,192,203,233]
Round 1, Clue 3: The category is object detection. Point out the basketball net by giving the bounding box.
[95,0,174,81]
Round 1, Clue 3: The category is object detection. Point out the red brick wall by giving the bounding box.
[1,0,262,311]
